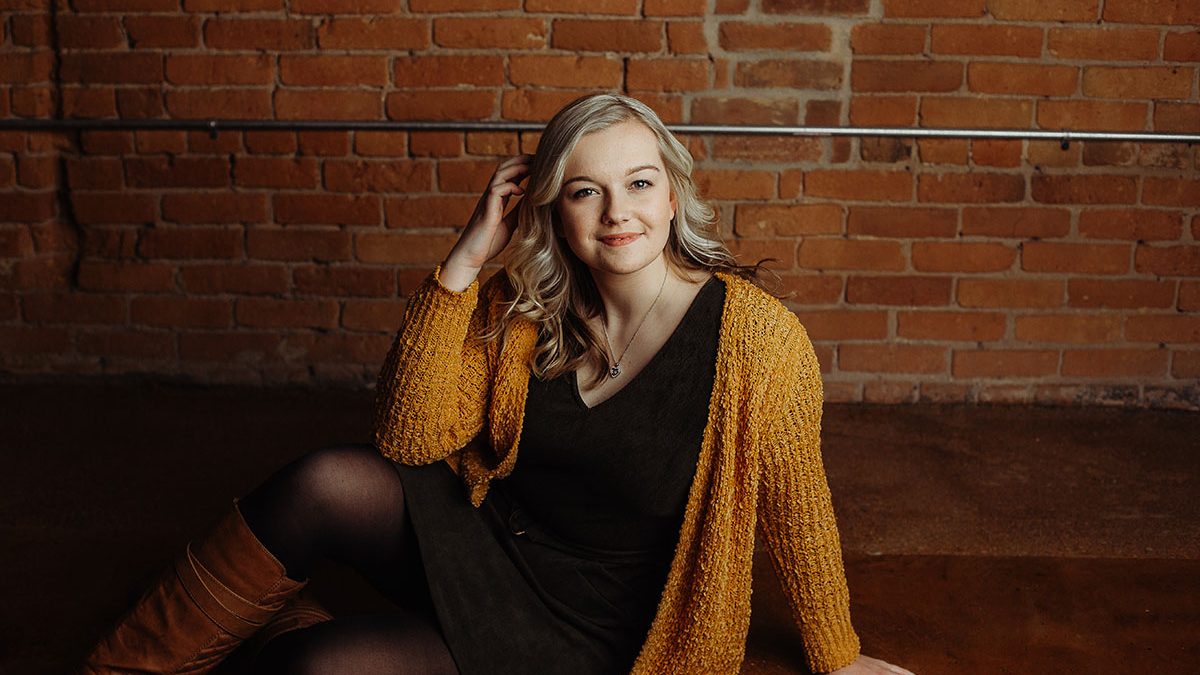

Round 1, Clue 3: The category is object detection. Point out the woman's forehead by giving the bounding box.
[562,122,662,178]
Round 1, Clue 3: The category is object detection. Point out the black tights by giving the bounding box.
[236,443,459,674]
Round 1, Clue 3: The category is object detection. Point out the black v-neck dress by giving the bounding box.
[389,274,726,675]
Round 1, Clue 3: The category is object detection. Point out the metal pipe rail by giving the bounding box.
[2,119,1197,146]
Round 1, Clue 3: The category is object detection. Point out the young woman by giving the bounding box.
[82,93,913,675]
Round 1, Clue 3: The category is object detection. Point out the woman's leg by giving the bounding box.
[235,443,456,670]
[251,610,458,675]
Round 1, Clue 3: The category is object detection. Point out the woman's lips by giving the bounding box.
[600,233,640,246]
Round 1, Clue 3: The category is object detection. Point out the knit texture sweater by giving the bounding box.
[374,264,862,674]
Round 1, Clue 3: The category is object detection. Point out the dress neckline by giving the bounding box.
[570,274,721,413]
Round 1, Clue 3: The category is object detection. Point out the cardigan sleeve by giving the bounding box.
[756,318,861,673]
[372,263,499,466]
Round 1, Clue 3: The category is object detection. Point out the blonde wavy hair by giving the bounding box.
[480,92,783,388]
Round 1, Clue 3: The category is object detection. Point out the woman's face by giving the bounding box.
[553,119,677,280]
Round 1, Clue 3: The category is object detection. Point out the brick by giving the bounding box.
[204,19,314,51]
[727,238,799,270]
[851,60,961,93]
[275,89,380,121]
[1031,175,1137,205]
[293,265,397,297]
[846,276,952,305]
[897,311,1006,341]
[1062,349,1168,378]
[1068,279,1176,309]
[501,89,595,122]
[165,54,274,86]
[1102,0,1200,25]
[884,0,985,17]
[434,17,546,49]
[1164,31,1200,61]
[953,349,1059,378]
[667,21,708,54]
[1083,67,1194,100]
[1038,100,1148,132]
[387,90,495,121]
[1078,210,1184,241]
[849,96,917,126]
[164,89,272,118]
[918,139,969,165]
[792,310,887,340]
[283,332,393,365]
[131,296,232,328]
[840,344,947,374]
[850,24,925,55]
[1137,143,1191,171]
[859,137,914,163]
[694,169,776,200]
[23,293,126,325]
[630,58,712,91]
[920,98,1033,129]
[847,207,956,238]
[761,0,869,13]
[231,157,319,189]
[1181,282,1200,311]
[0,326,71,356]
[78,330,174,359]
[798,239,905,271]
[1022,242,1130,275]
[720,21,832,52]
[409,0,519,9]
[1127,315,1200,343]
[734,59,842,90]
[138,227,243,259]
[958,279,1063,308]
[394,55,506,87]
[972,140,1022,168]
[122,16,198,49]
[1081,142,1136,167]
[775,274,845,305]
[551,19,662,52]
[987,0,1099,22]
[59,52,163,84]
[1027,140,1081,168]
[931,25,1042,57]
[1016,314,1121,344]
[246,228,352,262]
[342,298,407,332]
[918,173,1025,204]
[1135,245,1200,276]
[0,225,34,257]
[511,55,623,89]
[162,193,268,225]
[1048,27,1160,61]
[968,63,1077,97]
[1143,178,1200,207]
[78,261,176,292]
[178,332,281,363]
[711,136,823,163]
[279,55,388,87]
[1173,351,1200,379]
[912,242,1016,273]
[354,233,460,264]
[325,160,431,194]
[864,381,919,404]
[235,297,339,329]
[125,157,229,189]
[733,204,843,237]
[805,170,911,201]
[316,18,429,51]
[181,264,289,295]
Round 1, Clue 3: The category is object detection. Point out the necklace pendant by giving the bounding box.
[609,363,621,378]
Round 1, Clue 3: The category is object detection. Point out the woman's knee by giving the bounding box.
[252,612,458,675]
[288,443,406,518]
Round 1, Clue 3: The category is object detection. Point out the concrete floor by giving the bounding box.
[1,382,1197,674]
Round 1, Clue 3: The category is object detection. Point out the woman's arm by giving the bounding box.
[756,319,861,673]
[372,262,501,466]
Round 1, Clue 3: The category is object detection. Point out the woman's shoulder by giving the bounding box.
[714,271,810,347]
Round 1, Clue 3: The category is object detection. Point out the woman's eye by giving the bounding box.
[632,179,652,189]
[570,180,651,199]
[571,187,595,199]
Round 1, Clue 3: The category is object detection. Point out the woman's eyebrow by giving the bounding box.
[563,165,660,186]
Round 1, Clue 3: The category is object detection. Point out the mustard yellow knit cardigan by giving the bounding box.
[373,264,861,674]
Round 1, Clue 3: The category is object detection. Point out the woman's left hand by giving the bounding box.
[828,653,917,675]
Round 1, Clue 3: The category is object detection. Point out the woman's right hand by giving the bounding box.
[440,154,533,290]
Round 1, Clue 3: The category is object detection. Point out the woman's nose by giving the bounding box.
[602,192,631,224]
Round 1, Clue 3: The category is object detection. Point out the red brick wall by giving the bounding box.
[1,1,1197,409]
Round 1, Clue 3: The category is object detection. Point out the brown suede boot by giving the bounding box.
[80,497,308,674]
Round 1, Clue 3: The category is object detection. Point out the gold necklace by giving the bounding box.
[600,266,668,379]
